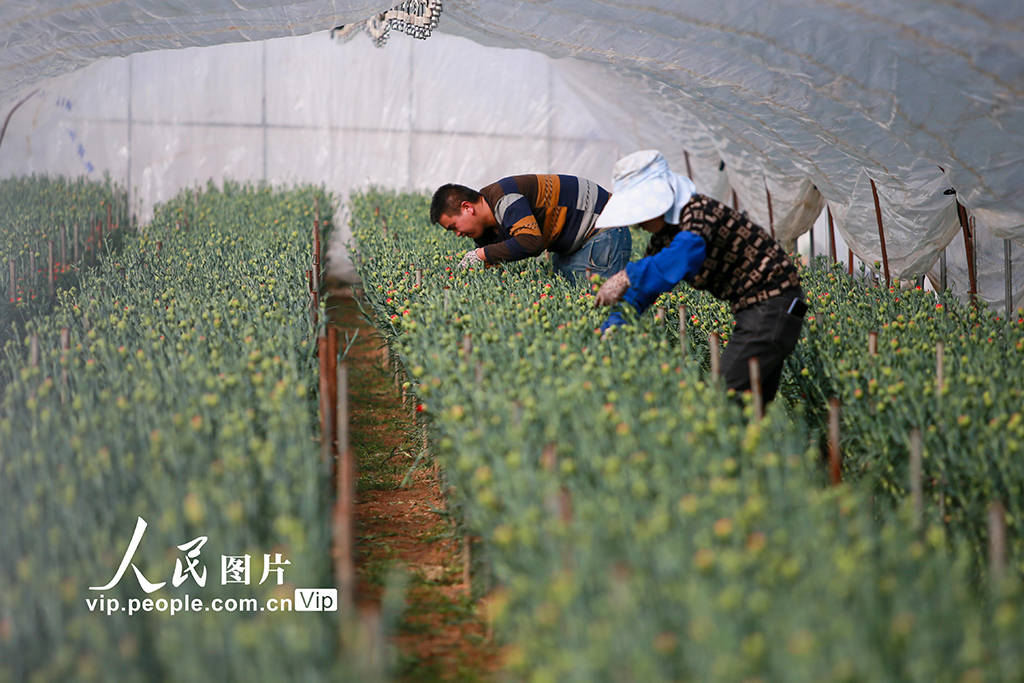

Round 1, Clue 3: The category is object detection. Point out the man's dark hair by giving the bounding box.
[430,184,481,225]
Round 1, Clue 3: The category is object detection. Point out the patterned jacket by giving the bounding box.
[621,194,800,317]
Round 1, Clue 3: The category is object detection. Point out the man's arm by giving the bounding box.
[479,179,546,264]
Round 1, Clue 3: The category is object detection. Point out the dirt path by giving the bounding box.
[328,292,500,683]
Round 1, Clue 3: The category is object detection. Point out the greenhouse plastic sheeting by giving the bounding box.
[2,0,1023,308]
[0,1,390,98]
[0,31,623,285]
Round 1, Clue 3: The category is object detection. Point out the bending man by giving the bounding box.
[430,174,631,283]
[594,150,806,403]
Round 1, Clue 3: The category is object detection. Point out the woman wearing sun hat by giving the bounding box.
[593,150,806,403]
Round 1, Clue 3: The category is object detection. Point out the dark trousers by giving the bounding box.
[720,288,805,403]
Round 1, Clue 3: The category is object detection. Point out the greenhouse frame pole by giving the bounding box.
[940,250,947,293]
[1006,239,1013,314]
[869,179,890,287]
[956,201,978,302]
[827,206,837,263]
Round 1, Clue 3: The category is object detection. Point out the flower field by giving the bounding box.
[353,189,1024,683]
[1,180,382,682]
[0,175,131,351]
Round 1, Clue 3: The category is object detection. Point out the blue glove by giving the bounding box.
[600,312,626,333]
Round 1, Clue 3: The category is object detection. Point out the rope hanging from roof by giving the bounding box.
[331,0,442,47]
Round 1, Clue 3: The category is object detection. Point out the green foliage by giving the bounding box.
[353,188,1024,683]
[791,258,1024,579]
[0,181,383,682]
[0,175,131,347]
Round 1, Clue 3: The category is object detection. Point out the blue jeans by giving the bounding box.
[551,226,632,285]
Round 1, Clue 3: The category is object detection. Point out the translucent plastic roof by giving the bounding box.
[3,1,1023,297]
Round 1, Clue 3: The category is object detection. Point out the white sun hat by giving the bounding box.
[595,150,696,229]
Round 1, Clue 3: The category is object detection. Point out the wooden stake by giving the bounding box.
[541,443,557,472]
[828,398,842,485]
[61,226,67,274]
[910,428,923,530]
[678,304,687,358]
[462,536,473,595]
[765,182,775,239]
[709,332,721,381]
[683,149,694,179]
[415,268,422,288]
[989,501,1007,584]
[935,342,944,399]
[335,364,355,617]
[462,332,472,358]
[60,327,70,388]
[47,241,54,297]
[327,326,338,440]
[475,360,483,391]
[749,356,763,419]
[868,331,878,356]
[29,334,39,367]
[355,604,383,673]
[318,333,332,466]
[869,179,890,288]
[848,248,854,277]
[655,306,666,325]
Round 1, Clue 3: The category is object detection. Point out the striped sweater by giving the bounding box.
[474,174,610,264]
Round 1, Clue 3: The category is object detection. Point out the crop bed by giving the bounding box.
[353,189,1024,683]
[0,181,380,683]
